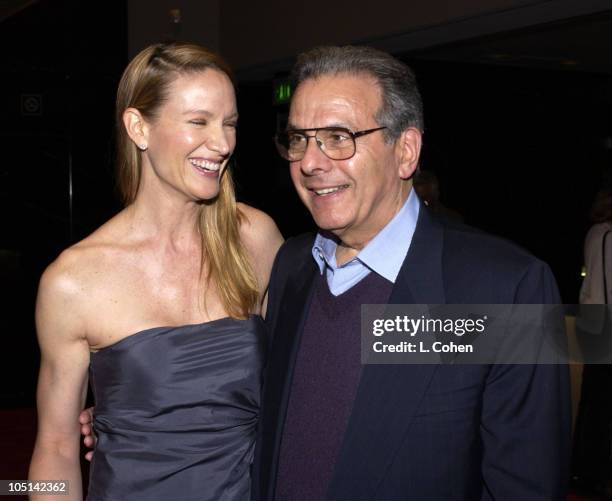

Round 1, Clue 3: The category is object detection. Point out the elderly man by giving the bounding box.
[255,46,570,500]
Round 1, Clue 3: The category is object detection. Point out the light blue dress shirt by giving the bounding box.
[312,189,420,296]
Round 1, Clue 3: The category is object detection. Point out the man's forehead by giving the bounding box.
[288,73,381,126]
[293,72,379,97]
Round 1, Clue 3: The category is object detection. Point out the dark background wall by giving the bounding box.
[1,0,126,407]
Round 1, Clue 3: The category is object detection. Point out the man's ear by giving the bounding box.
[122,108,149,150]
[395,128,422,180]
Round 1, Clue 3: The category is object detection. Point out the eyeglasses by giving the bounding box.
[274,126,387,162]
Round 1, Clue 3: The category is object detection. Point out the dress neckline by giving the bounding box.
[91,314,262,354]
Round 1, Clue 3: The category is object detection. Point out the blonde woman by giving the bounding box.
[29,43,283,500]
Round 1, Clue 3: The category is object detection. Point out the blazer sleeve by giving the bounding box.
[263,240,287,342]
[480,261,571,501]
[252,240,289,501]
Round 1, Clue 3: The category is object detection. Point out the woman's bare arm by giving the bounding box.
[29,258,90,500]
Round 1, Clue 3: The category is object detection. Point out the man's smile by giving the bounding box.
[308,184,350,196]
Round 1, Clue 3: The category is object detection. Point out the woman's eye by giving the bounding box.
[189,120,207,125]
[224,123,237,129]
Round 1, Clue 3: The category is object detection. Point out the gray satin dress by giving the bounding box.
[87,315,265,501]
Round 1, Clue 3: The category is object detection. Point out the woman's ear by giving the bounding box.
[123,108,149,151]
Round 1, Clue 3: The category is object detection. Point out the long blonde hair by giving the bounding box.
[115,42,258,319]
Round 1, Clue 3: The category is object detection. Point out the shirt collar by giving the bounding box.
[312,188,420,283]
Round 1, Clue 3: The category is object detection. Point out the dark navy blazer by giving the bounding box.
[254,205,571,501]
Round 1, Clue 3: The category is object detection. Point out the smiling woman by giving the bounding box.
[133,71,237,198]
[28,42,283,501]
[115,44,257,320]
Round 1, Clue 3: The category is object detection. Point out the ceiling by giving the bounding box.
[412,10,612,75]
[0,0,37,23]
[3,2,611,77]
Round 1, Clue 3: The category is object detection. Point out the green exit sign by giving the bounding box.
[273,81,292,105]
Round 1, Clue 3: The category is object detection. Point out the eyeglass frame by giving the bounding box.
[274,126,388,162]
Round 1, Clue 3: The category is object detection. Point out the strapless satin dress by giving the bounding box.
[87,316,265,501]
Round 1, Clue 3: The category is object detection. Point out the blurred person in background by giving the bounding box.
[412,169,463,223]
[572,189,612,498]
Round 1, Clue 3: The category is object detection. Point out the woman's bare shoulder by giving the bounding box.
[237,203,283,256]
[36,244,97,345]
[40,213,131,300]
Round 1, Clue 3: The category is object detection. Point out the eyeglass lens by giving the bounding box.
[278,128,355,161]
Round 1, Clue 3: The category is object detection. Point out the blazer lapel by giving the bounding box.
[261,244,319,500]
[391,206,446,306]
[327,206,446,501]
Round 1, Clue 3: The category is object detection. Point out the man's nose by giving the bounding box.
[299,136,333,175]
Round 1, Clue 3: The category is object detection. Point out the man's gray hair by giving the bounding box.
[290,45,424,142]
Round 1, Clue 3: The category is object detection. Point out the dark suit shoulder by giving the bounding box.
[279,232,317,254]
[265,232,318,326]
[439,221,558,303]
[444,222,536,269]
[273,232,317,273]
